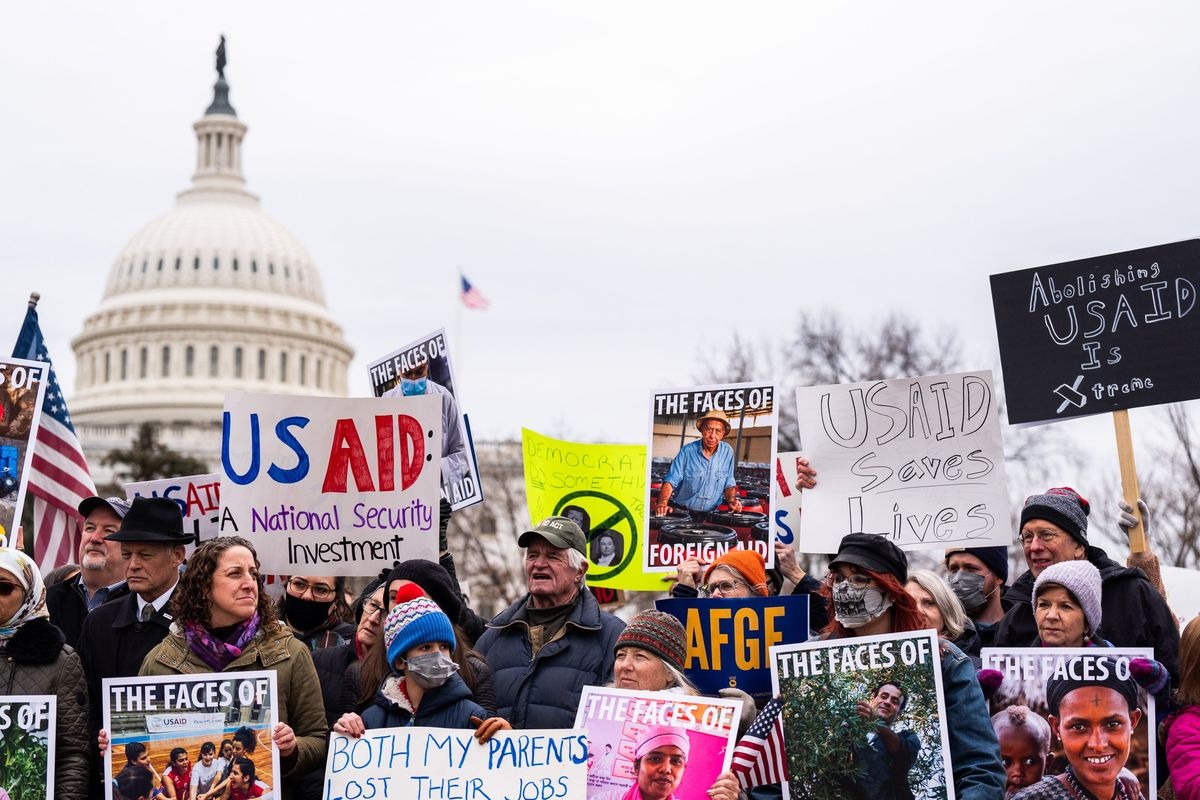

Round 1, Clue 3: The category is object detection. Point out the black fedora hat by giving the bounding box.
[105,497,192,544]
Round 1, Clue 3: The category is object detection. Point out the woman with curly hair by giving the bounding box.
[138,537,327,796]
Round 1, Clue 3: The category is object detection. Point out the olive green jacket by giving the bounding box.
[139,621,328,779]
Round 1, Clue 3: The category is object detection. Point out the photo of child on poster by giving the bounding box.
[0,696,54,800]
[102,672,279,800]
[979,648,1156,800]
[367,328,483,511]
[575,686,741,800]
[771,630,953,800]
[645,382,777,572]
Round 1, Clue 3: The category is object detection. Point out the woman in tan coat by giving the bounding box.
[139,536,327,794]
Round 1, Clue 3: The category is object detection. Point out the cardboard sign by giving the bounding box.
[991,239,1200,424]
[574,687,741,800]
[124,472,221,548]
[794,370,1010,553]
[0,695,55,800]
[771,630,954,799]
[656,596,809,704]
[522,427,662,591]
[219,391,441,574]
[0,357,49,547]
[324,727,588,800]
[102,672,279,800]
[980,647,1156,800]
[367,328,484,511]
[646,382,778,572]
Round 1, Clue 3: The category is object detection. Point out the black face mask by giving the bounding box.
[283,593,334,632]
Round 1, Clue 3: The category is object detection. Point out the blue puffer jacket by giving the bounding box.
[937,638,1005,800]
[361,672,488,730]
[475,589,625,729]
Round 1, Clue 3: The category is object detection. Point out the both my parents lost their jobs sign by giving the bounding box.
[991,239,1200,424]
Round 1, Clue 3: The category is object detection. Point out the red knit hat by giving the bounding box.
[704,549,769,595]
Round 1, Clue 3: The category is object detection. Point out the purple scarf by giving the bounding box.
[183,612,261,671]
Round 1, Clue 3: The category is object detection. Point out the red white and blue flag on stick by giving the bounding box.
[460,274,490,310]
[12,297,96,571]
[731,696,787,789]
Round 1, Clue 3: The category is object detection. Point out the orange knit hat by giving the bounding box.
[703,549,769,595]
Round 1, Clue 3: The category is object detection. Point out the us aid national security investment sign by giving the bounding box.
[219,391,442,575]
[991,239,1200,424]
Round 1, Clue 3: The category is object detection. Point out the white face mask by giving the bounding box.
[832,581,893,628]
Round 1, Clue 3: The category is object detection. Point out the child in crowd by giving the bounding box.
[1165,615,1200,800]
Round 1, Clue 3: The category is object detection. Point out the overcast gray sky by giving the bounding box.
[4,2,1199,477]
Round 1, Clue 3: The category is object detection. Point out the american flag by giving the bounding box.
[11,300,96,571]
[731,696,787,789]
[459,274,490,309]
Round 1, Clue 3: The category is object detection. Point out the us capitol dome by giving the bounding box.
[70,43,354,482]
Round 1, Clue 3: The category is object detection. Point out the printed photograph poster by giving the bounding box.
[646,382,778,573]
[990,239,1200,425]
[770,630,954,800]
[794,370,1010,554]
[574,686,741,800]
[0,695,55,800]
[103,672,279,800]
[0,357,49,547]
[219,391,441,575]
[979,647,1156,800]
[324,727,588,800]
[774,450,804,552]
[656,595,809,705]
[125,472,221,550]
[366,328,483,511]
[522,427,663,592]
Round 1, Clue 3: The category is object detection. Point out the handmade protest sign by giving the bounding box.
[794,370,1010,554]
[646,382,778,572]
[103,672,279,800]
[323,727,588,800]
[125,472,221,548]
[522,427,663,591]
[773,450,804,549]
[0,695,55,800]
[367,328,483,511]
[991,239,1200,424]
[980,647,1155,800]
[575,687,741,800]
[219,391,441,574]
[0,357,49,548]
[771,630,953,800]
[656,596,808,704]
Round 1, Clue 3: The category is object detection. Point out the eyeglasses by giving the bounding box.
[699,579,747,597]
[361,599,385,618]
[0,581,23,597]
[287,577,336,600]
[1018,530,1062,546]
[826,573,874,589]
[642,753,687,768]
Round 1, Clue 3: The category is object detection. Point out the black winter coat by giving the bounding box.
[992,545,1181,681]
[476,589,624,729]
[46,579,128,648]
[0,618,90,798]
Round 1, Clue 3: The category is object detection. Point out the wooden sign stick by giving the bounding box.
[1112,409,1147,553]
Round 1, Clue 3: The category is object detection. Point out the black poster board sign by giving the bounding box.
[991,239,1200,424]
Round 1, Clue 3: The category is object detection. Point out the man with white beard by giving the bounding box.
[46,496,130,644]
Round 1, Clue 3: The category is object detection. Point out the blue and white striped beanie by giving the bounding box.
[384,584,456,670]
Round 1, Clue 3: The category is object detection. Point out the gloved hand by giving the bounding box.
[1129,657,1169,695]
[440,498,452,554]
[1117,498,1151,541]
[470,715,512,744]
[976,669,1004,700]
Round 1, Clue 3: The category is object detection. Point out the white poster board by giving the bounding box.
[125,472,222,549]
[795,370,1010,553]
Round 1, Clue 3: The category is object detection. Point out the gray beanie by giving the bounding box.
[1033,560,1102,637]
[1020,487,1090,545]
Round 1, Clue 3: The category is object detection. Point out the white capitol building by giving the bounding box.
[70,55,354,484]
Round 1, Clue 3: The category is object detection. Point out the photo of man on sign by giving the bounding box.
[841,681,921,800]
[654,409,741,519]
